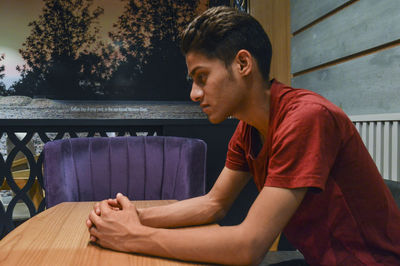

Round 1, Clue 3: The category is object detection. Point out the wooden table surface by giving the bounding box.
[0,200,209,265]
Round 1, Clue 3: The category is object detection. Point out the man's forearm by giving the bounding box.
[137,167,252,229]
[137,194,226,228]
[125,223,269,265]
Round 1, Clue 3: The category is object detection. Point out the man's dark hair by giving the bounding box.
[181,6,272,81]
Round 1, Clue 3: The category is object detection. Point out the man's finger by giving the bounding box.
[94,202,101,215]
[116,193,131,210]
[99,199,115,215]
[88,209,102,228]
[89,225,100,240]
[107,198,121,209]
[86,218,93,228]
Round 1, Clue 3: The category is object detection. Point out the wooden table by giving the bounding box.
[0,200,209,265]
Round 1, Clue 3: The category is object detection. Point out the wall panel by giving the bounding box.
[292,46,400,115]
[292,0,400,73]
[290,0,351,33]
[291,0,400,116]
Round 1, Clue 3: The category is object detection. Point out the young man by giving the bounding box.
[87,7,400,265]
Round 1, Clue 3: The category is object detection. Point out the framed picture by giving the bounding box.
[0,0,249,101]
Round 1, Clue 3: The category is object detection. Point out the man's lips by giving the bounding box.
[200,104,210,113]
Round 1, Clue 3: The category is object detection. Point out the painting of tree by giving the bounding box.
[12,0,106,99]
[1,0,233,100]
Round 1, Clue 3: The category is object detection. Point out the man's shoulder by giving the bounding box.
[230,120,251,143]
[271,81,348,123]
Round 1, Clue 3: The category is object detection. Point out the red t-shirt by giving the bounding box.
[226,80,400,265]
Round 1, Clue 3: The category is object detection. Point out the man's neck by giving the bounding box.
[236,81,271,139]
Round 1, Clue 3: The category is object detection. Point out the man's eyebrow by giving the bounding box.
[189,66,201,78]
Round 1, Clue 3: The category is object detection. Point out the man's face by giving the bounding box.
[186,51,246,124]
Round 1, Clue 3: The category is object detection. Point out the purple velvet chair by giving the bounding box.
[43,136,207,208]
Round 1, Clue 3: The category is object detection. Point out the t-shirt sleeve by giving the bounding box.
[266,103,341,191]
[225,121,250,171]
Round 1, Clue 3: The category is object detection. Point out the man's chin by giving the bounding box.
[207,114,227,124]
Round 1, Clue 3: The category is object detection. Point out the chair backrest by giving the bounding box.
[43,136,207,208]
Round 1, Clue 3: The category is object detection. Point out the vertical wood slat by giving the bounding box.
[368,122,376,161]
[375,122,383,175]
[392,122,399,181]
[355,122,361,133]
[361,122,368,148]
[383,122,392,180]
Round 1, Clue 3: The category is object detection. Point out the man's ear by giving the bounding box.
[235,49,252,76]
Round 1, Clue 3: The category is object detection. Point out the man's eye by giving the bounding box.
[186,74,193,83]
[196,73,207,85]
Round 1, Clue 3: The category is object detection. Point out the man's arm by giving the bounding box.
[88,183,307,265]
[137,167,252,228]
[89,167,252,229]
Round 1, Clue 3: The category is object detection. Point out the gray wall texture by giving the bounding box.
[290,0,400,115]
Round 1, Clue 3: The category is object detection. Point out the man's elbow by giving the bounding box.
[244,242,269,265]
[204,193,229,222]
[234,227,270,265]
[212,206,228,222]
[234,245,267,266]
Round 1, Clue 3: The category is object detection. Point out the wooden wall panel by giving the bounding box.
[250,0,291,85]
[291,0,400,73]
[292,46,400,115]
[290,0,350,33]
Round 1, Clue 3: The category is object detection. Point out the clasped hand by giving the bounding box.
[86,193,142,252]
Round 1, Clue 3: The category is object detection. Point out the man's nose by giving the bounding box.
[190,84,203,102]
